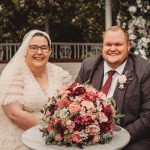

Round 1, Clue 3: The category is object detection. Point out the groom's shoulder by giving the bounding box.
[82,55,102,68]
[129,53,150,67]
[129,53,150,75]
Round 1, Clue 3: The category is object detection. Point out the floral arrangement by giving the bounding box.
[118,70,132,90]
[117,0,150,60]
[41,82,120,148]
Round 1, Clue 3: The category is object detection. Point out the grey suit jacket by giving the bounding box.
[75,53,150,149]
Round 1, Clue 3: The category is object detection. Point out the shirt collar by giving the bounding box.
[104,61,127,75]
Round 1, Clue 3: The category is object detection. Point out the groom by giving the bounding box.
[75,26,150,150]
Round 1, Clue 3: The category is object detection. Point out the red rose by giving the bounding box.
[103,105,112,117]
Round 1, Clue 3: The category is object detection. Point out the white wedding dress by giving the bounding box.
[0,63,72,150]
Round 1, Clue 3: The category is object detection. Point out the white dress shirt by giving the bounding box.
[103,61,127,98]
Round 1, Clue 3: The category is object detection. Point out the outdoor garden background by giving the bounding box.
[0,0,150,61]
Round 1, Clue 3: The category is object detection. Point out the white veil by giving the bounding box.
[0,29,51,105]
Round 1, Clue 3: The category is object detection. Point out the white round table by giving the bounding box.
[22,125,130,150]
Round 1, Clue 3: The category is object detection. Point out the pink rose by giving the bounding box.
[86,125,100,134]
[56,98,71,108]
[67,121,75,131]
[72,131,82,143]
[87,109,96,116]
[55,133,63,141]
[85,91,98,101]
[87,110,93,116]
[81,100,95,110]
[118,75,127,84]
[52,118,59,124]
[93,135,100,143]
[77,95,84,102]
[99,112,108,122]
[79,107,86,116]
[61,120,67,126]
[69,102,80,113]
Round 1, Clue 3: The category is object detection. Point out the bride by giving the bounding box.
[0,30,72,150]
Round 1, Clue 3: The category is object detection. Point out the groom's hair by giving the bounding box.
[102,26,129,42]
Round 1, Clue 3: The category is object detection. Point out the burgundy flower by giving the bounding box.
[56,121,66,134]
[48,104,58,115]
[84,92,98,101]
[75,87,86,95]
[74,123,86,131]
[99,121,113,134]
[86,135,94,142]
[103,105,112,117]
[69,87,86,97]
[75,116,94,125]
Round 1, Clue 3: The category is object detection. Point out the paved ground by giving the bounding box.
[0,62,81,81]
[55,62,81,81]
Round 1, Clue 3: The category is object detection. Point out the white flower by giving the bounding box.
[134,51,139,55]
[119,84,124,90]
[129,34,136,40]
[66,120,71,125]
[141,37,147,42]
[59,108,69,119]
[139,49,146,56]
[138,4,142,8]
[138,29,147,36]
[0,5,2,12]
[136,0,141,4]
[134,50,147,60]
[123,22,126,26]
[72,19,75,23]
[128,29,133,34]
[128,6,137,13]
[117,15,120,19]
[138,37,150,49]
[131,41,136,47]
[147,5,150,10]
[134,16,146,28]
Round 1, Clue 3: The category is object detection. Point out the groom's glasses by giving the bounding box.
[29,45,50,53]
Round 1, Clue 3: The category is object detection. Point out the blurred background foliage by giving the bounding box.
[0,0,120,43]
[117,0,150,59]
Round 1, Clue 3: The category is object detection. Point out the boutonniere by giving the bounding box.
[118,70,132,90]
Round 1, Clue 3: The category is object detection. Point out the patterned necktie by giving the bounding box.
[101,70,116,95]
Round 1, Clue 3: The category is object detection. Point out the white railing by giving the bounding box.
[0,42,102,61]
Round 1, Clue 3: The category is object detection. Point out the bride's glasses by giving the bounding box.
[29,45,50,53]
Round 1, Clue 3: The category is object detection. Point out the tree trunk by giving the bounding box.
[45,13,49,34]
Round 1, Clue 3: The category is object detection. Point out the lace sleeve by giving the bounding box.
[2,71,24,105]
[62,69,72,87]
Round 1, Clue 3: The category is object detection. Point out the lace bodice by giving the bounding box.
[0,62,72,150]
[1,63,72,113]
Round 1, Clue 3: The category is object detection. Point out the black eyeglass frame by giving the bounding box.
[29,45,50,53]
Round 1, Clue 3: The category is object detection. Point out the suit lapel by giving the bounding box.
[91,61,104,91]
[113,57,134,114]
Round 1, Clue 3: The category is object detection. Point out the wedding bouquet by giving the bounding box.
[41,82,120,148]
